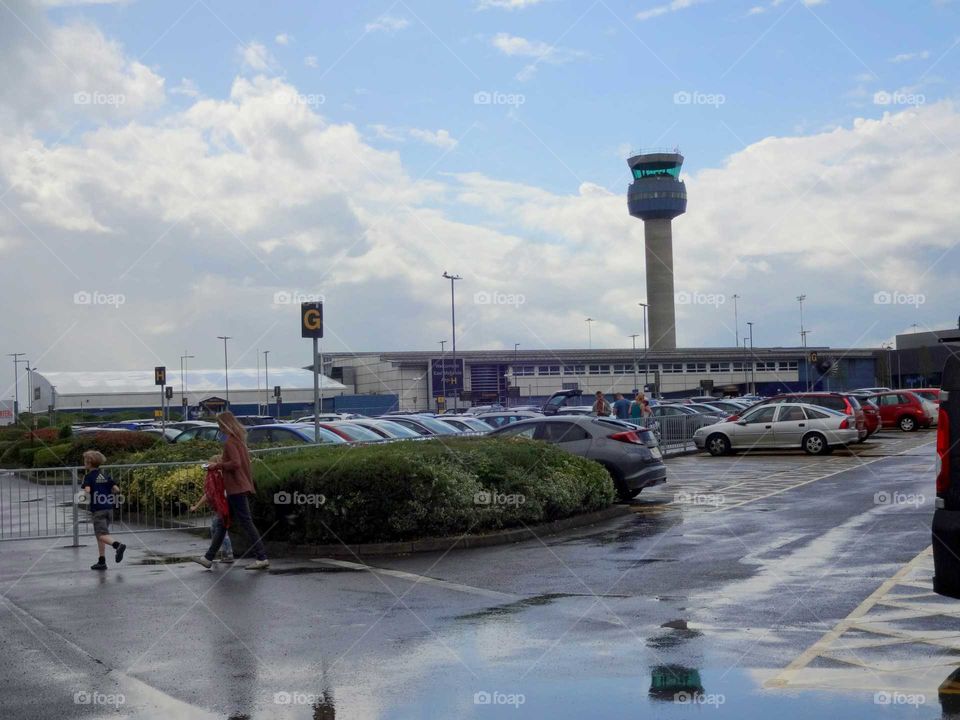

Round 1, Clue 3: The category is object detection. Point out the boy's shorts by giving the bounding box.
[91,510,112,536]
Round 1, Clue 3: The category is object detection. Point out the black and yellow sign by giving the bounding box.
[301,302,324,339]
[808,352,818,363]
[154,366,166,386]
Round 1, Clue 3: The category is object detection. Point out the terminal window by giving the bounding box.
[710,362,731,373]
[538,365,560,376]
[686,363,706,373]
[631,164,681,180]
[563,365,585,375]
[777,361,799,371]
[755,361,777,372]
[588,364,610,375]
[513,365,536,376]
[662,363,684,374]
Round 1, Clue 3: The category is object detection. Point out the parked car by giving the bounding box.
[509,405,544,413]
[700,400,748,416]
[749,392,868,442]
[464,404,505,415]
[232,415,274,426]
[435,416,493,433]
[138,427,182,443]
[245,424,346,446]
[541,389,584,416]
[167,421,216,431]
[911,388,941,405]
[489,415,666,500]
[476,411,543,428]
[859,397,881,437]
[297,413,363,423]
[852,387,892,395]
[870,390,932,432]
[932,355,959,598]
[318,422,385,443]
[348,418,423,439]
[385,415,463,436]
[556,406,596,416]
[649,404,718,444]
[684,403,727,419]
[694,402,859,456]
[173,423,223,443]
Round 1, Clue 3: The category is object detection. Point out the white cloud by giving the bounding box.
[409,128,457,149]
[476,0,546,9]
[365,15,410,33]
[238,41,274,72]
[304,55,319,68]
[889,50,931,63]
[490,33,587,81]
[636,0,706,22]
[170,78,201,98]
[275,33,290,46]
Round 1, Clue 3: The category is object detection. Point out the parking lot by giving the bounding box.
[0,428,946,719]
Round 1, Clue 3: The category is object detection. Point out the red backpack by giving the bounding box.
[204,467,231,527]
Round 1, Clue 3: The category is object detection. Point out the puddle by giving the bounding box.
[267,566,361,575]
[454,592,629,621]
[139,554,195,565]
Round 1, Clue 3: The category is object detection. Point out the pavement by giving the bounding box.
[0,429,953,719]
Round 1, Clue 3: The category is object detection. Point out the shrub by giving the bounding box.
[61,432,160,465]
[248,437,614,545]
[23,428,59,443]
[33,443,75,468]
[18,447,41,466]
[1,442,22,466]
[58,424,73,440]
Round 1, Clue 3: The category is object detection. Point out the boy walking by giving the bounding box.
[188,455,234,564]
[81,450,126,571]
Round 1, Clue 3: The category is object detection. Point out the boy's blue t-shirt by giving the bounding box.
[82,470,116,512]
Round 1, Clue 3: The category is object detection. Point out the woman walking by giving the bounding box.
[195,411,269,570]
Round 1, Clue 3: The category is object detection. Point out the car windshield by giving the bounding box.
[294,426,347,443]
[330,423,383,441]
[366,420,420,438]
[411,416,460,434]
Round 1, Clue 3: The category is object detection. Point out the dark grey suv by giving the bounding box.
[489,416,666,500]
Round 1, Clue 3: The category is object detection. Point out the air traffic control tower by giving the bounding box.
[627,151,687,351]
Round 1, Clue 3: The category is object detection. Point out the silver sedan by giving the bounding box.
[693,402,860,456]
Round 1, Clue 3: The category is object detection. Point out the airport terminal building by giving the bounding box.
[325,346,883,412]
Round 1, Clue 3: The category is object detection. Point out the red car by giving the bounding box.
[754,392,868,442]
[870,391,931,432]
[859,397,881,437]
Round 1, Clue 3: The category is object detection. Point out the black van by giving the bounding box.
[933,354,960,598]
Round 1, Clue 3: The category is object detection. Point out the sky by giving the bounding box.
[1,0,959,377]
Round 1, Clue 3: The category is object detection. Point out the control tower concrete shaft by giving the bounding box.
[627,151,687,351]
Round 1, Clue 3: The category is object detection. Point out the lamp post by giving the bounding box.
[217,336,231,409]
[732,293,740,347]
[7,353,24,424]
[638,302,649,391]
[25,361,33,417]
[797,294,807,348]
[629,334,640,392]
[442,272,462,411]
[180,352,194,420]
[747,321,755,394]
[585,318,594,349]
[263,350,270,417]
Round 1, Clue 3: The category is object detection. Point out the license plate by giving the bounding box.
[650,447,662,459]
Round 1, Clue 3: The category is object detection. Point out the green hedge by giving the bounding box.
[248,437,615,545]
[33,443,75,468]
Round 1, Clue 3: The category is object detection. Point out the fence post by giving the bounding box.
[71,467,80,547]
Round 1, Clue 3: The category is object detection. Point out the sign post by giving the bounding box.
[301,302,324,443]
[155,366,166,433]
[274,385,281,419]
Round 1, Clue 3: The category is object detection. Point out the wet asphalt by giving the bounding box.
[0,431,950,719]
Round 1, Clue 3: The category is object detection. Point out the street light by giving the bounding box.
[217,336,231,409]
[747,321,755,394]
[629,334,640,391]
[442,272,462,411]
[263,350,271,417]
[638,302,649,391]
[732,294,740,347]
[797,294,807,348]
[25,361,32,416]
[7,353,24,424]
[180,352,194,420]
[585,318,594,349]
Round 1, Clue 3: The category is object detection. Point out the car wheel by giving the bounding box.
[898,415,917,432]
[706,433,731,456]
[803,432,829,455]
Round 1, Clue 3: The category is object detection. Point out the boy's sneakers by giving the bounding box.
[114,543,126,564]
[220,553,235,564]
[244,559,269,571]
[90,560,107,571]
[193,556,213,569]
